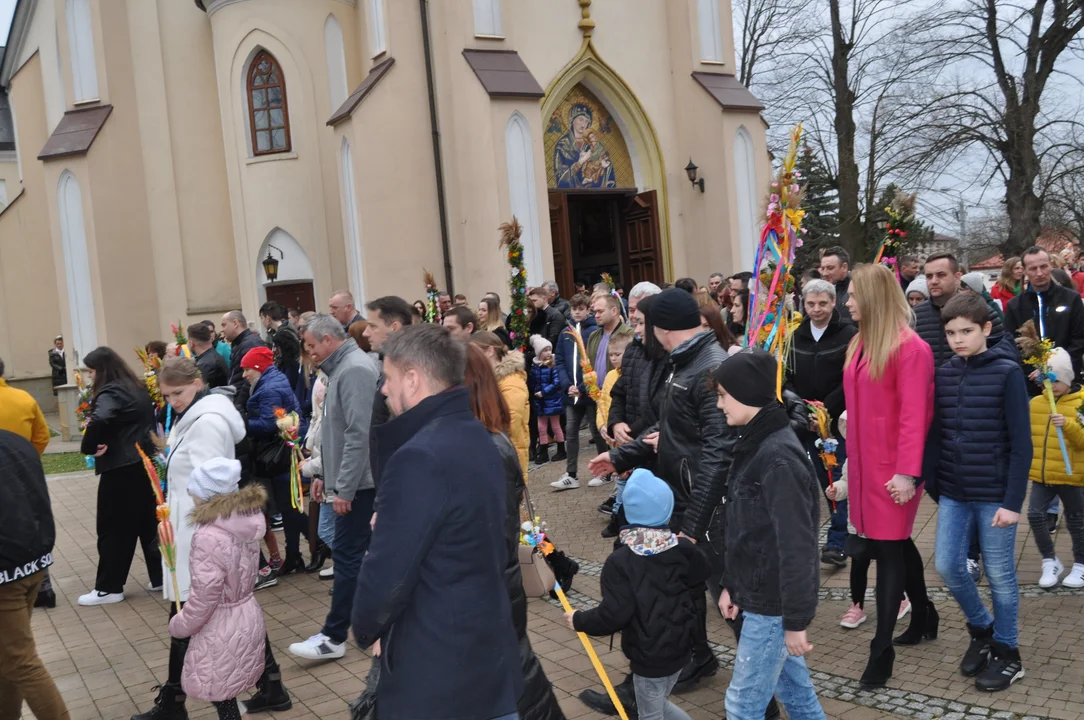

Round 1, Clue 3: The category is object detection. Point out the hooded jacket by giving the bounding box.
[721,404,820,631]
[574,532,709,677]
[491,432,563,720]
[353,388,521,720]
[0,431,55,587]
[320,339,380,501]
[786,310,857,432]
[169,485,267,702]
[610,331,735,540]
[164,392,247,602]
[495,350,530,476]
[80,380,156,475]
[1005,282,1084,389]
[1029,388,1084,487]
[923,333,1031,512]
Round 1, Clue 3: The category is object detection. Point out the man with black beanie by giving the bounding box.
[713,349,824,719]
[588,287,737,697]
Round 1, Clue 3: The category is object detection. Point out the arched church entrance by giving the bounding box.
[542,57,668,297]
[257,228,316,313]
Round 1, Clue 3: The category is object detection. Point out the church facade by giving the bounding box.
[0,0,769,395]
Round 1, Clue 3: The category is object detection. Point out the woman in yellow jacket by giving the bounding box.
[1027,347,1084,588]
[471,332,530,479]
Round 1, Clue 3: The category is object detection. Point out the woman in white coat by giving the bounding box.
[133,357,292,720]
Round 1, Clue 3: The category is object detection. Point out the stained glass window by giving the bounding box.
[248,50,291,155]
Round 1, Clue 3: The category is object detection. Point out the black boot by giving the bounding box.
[34,588,56,609]
[552,442,567,461]
[673,651,719,693]
[241,640,292,713]
[304,543,331,573]
[577,674,637,718]
[975,642,1024,691]
[859,645,895,689]
[893,601,939,645]
[131,682,188,720]
[960,623,994,677]
[536,444,550,465]
[601,513,621,539]
[279,550,306,576]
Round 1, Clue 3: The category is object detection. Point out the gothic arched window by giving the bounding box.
[247,50,291,155]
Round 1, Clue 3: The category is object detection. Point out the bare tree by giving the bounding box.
[734,0,805,87]
[902,0,1084,256]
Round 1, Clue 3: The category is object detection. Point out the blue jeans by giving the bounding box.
[317,502,336,549]
[614,476,627,511]
[321,488,375,644]
[633,672,690,720]
[934,497,1019,647]
[724,613,825,720]
[803,435,848,550]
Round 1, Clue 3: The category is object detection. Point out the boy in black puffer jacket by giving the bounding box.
[567,468,709,720]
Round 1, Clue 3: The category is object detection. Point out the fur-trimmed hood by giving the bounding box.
[189,484,267,542]
[494,350,526,381]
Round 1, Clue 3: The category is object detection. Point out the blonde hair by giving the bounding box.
[845,264,913,381]
[997,257,1021,293]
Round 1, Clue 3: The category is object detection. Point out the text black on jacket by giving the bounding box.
[0,431,55,586]
[721,404,820,631]
[353,388,522,720]
[610,331,735,540]
[786,311,857,432]
[923,333,1032,513]
[573,535,709,677]
[1004,283,1084,388]
[80,380,156,475]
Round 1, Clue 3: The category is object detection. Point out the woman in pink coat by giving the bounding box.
[842,264,935,690]
[169,458,268,720]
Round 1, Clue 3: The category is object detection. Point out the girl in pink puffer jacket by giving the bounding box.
[169,458,268,719]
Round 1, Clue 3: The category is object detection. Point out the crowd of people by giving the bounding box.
[5,242,1084,720]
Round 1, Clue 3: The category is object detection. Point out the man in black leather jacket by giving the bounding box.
[590,289,735,691]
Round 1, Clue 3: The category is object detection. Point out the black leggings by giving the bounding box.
[260,474,306,555]
[95,464,162,593]
[213,699,241,720]
[868,539,929,660]
[166,604,280,691]
[850,555,871,608]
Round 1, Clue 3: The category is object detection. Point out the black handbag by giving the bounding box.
[253,437,290,475]
[348,662,379,720]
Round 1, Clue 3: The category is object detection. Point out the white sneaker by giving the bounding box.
[319,565,334,580]
[1062,563,1084,588]
[147,582,163,592]
[1039,558,1064,588]
[288,633,345,660]
[587,474,613,488]
[78,590,124,606]
[550,473,580,491]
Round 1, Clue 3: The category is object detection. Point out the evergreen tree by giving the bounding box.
[793,143,840,274]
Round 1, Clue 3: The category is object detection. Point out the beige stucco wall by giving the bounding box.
[0,54,63,380]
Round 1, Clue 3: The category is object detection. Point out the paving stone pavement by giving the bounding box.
[25,458,1083,720]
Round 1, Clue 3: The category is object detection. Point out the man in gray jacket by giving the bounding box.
[289,314,380,661]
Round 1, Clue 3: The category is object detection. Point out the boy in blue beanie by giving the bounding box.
[565,468,709,719]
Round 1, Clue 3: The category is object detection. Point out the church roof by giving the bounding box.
[691,72,764,112]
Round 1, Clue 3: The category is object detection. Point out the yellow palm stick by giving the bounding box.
[555,585,629,720]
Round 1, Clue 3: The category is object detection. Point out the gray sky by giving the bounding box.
[0,0,14,47]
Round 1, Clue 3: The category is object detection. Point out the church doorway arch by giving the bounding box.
[541,44,670,297]
[257,228,316,313]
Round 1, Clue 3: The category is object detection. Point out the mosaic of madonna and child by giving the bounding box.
[546,85,634,190]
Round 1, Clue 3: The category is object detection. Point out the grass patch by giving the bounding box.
[42,452,90,475]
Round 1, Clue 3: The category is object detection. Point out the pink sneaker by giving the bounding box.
[840,603,867,629]
[897,595,912,620]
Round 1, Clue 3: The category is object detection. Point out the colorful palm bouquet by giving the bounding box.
[135,347,164,410]
[171,322,192,359]
[746,124,805,400]
[498,218,530,352]
[274,408,306,510]
[872,192,916,282]
[806,401,839,510]
[600,272,627,321]
[563,323,601,404]
[137,444,180,612]
[1017,320,1073,475]
[75,370,95,469]
[423,269,440,324]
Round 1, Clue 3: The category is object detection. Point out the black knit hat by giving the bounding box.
[712,348,778,407]
[646,288,701,331]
